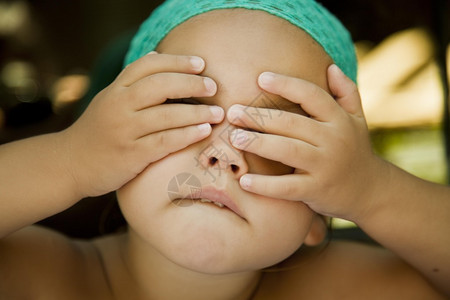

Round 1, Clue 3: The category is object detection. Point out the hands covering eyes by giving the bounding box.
[227,66,384,222]
[62,52,223,197]
[65,50,383,223]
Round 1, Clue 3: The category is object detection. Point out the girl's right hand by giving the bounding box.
[61,52,223,198]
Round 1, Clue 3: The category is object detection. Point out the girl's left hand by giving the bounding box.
[227,65,388,221]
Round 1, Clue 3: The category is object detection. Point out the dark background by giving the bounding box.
[1,0,445,82]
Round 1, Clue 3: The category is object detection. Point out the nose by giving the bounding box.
[196,122,248,179]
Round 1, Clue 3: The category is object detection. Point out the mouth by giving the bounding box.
[173,186,245,219]
[198,198,226,207]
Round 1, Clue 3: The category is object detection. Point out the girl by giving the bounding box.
[1,0,448,298]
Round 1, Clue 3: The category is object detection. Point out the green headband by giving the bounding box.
[124,0,357,83]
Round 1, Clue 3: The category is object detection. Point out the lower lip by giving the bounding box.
[172,199,241,218]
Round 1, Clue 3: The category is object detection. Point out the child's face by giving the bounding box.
[117,9,332,274]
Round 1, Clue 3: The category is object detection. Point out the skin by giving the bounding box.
[0,8,447,300]
[113,9,329,299]
[0,55,222,238]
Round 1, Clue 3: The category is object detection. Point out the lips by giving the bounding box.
[174,186,245,219]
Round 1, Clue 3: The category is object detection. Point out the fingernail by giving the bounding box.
[147,50,158,55]
[190,56,205,72]
[209,106,224,122]
[197,123,211,135]
[240,174,252,189]
[329,64,341,74]
[230,129,248,148]
[259,72,275,87]
[203,77,217,95]
[227,104,244,121]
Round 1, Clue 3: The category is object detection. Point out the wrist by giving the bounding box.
[55,129,86,201]
[349,156,394,225]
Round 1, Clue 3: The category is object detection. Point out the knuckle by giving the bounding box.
[152,107,176,128]
[157,107,172,123]
[141,52,159,67]
[188,75,203,91]
[125,85,139,102]
[124,139,138,154]
[173,55,190,71]
[166,74,201,99]
[197,105,213,122]
[286,140,301,158]
[284,114,297,131]
[174,55,183,69]
[156,131,169,147]
[284,181,299,198]
[309,85,324,100]
[116,67,128,81]
[156,128,188,150]
[135,114,150,132]
[179,75,204,98]
[140,54,152,66]
[117,121,133,140]
[146,74,160,87]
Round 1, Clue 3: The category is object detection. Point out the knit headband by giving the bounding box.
[124,0,357,82]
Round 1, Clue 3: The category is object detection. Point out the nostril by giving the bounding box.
[230,164,239,173]
[209,157,218,165]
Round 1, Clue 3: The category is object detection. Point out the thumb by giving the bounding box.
[327,64,363,117]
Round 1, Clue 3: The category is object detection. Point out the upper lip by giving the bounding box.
[182,186,244,219]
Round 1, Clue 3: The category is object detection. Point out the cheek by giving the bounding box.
[116,154,186,238]
[116,167,163,236]
[247,196,315,266]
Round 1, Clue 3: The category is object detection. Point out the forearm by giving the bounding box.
[0,132,81,238]
[355,161,450,295]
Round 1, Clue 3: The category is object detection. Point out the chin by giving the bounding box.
[158,224,250,274]
[169,244,244,274]
[156,222,303,275]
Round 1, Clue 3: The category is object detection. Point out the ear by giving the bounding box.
[304,214,328,246]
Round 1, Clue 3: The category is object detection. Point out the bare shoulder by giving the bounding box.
[0,225,111,300]
[256,240,446,299]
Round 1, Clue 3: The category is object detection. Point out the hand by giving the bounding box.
[61,53,223,198]
[227,65,387,221]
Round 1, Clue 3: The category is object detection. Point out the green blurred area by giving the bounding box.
[333,125,448,230]
[371,126,448,184]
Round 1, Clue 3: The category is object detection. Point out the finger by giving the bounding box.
[327,64,364,117]
[227,104,324,146]
[137,123,212,162]
[117,53,206,87]
[134,104,224,137]
[128,73,217,110]
[258,72,340,122]
[239,173,314,201]
[230,129,318,170]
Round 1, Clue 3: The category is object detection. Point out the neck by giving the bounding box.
[118,230,262,300]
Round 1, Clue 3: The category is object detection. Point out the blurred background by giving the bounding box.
[0,0,449,237]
